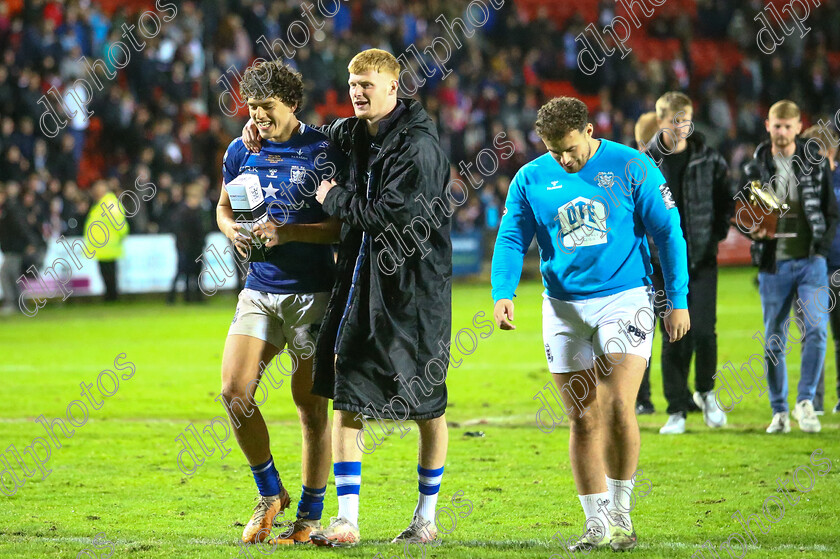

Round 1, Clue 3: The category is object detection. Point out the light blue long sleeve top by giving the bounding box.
[491,139,689,309]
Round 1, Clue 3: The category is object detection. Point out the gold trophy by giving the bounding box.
[731,180,794,239]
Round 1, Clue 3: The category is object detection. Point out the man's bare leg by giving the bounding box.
[220,334,280,466]
[552,367,609,549]
[404,414,448,540]
[595,353,645,544]
[552,368,604,494]
[291,355,331,489]
[417,414,448,469]
[596,354,645,481]
[220,334,288,543]
[268,353,331,539]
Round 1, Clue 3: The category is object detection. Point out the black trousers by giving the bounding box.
[638,262,719,413]
[99,260,118,301]
[659,263,719,414]
[169,250,202,302]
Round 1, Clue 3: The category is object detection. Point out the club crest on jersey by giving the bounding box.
[290,165,307,184]
[595,172,615,189]
[659,184,676,209]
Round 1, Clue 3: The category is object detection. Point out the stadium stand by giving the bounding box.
[2,0,840,298]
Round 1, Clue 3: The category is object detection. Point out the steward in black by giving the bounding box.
[312,98,452,420]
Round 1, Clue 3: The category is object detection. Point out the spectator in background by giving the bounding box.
[646,92,732,435]
[742,100,838,434]
[84,180,128,302]
[633,111,660,416]
[20,188,47,272]
[0,183,40,314]
[799,125,840,415]
[634,112,658,154]
[167,182,206,303]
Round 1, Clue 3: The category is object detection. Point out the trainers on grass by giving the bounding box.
[309,516,360,547]
[659,413,686,435]
[608,511,637,552]
[269,518,320,545]
[791,400,821,433]
[766,412,791,434]
[568,525,609,552]
[392,515,439,545]
[693,391,727,428]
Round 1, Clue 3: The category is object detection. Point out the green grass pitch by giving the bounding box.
[0,267,838,558]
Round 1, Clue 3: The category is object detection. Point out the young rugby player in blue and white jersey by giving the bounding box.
[216,60,344,546]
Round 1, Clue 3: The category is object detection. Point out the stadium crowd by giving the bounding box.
[2,0,840,287]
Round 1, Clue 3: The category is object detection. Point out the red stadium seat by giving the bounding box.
[315,89,353,119]
[690,39,742,77]
[540,81,599,110]
[96,0,154,15]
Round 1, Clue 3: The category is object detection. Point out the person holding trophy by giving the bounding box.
[736,100,839,434]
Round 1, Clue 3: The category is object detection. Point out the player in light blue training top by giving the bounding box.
[491,97,690,553]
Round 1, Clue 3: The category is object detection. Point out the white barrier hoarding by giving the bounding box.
[0,233,239,300]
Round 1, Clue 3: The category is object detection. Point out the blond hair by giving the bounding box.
[348,48,400,78]
[768,100,801,120]
[802,124,839,157]
[655,91,692,120]
[635,111,659,149]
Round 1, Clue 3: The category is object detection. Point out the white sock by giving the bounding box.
[334,462,361,527]
[415,493,439,524]
[606,476,634,527]
[415,465,444,523]
[337,494,359,527]
[578,492,611,539]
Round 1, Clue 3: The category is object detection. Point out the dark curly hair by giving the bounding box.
[239,60,304,111]
[534,97,589,141]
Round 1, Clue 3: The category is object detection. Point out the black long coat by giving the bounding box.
[312,99,452,419]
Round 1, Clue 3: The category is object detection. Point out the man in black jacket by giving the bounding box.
[645,92,733,435]
[167,183,207,303]
[0,183,39,314]
[312,49,452,546]
[738,100,838,434]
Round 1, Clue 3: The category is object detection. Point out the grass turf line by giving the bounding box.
[0,267,838,558]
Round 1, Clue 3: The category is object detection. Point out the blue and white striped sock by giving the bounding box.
[297,485,326,521]
[415,465,444,523]
[334,462,361,527]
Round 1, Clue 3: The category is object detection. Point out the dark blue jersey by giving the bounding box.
[222,122,344,294]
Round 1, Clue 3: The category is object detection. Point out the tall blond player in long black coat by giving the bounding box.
[245,48,452,547]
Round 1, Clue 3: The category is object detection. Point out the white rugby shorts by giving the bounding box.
[228,288,329,354]
[541,286,655,374]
